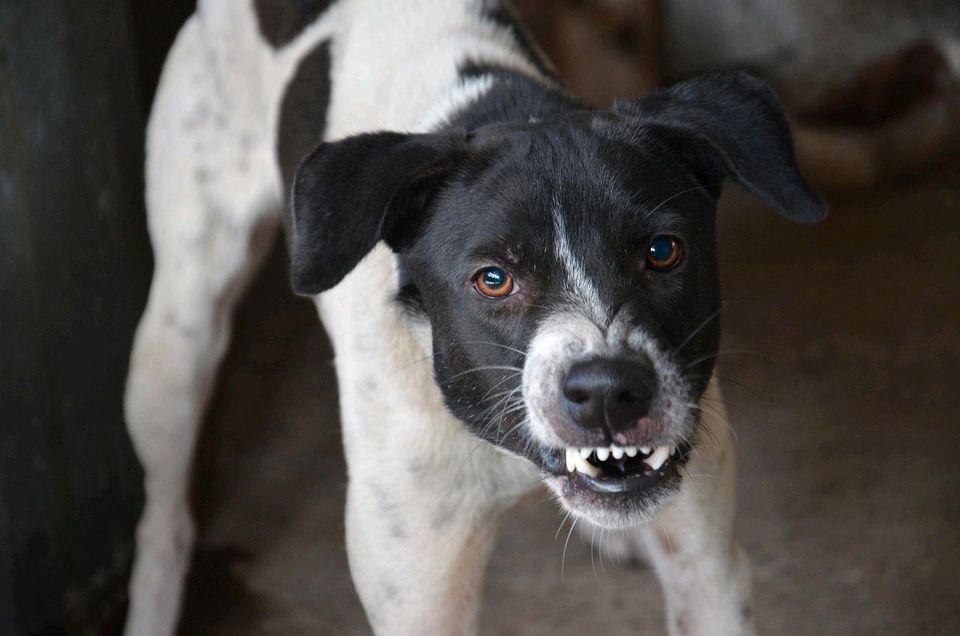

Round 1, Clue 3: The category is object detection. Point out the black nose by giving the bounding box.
[562,357,658,433]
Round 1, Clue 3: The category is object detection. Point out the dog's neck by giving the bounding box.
[442,65,584,132]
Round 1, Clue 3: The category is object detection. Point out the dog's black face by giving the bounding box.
[398,124,724,526]
[290,73,825,527]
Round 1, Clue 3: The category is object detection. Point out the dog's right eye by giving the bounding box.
[646,235,684,271]
[473,267,515,298]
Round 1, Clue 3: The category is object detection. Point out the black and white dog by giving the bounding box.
[124,1,825,634]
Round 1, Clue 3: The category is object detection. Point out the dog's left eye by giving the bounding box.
[473,266,515,298]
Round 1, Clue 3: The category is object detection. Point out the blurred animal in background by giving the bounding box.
[122,1,831,635]
[518,0,960,189]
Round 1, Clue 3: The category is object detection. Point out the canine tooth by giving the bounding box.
[669,444,678,457]
[611,445,624,460]
[579,448,592,460]
[573,453,600,477]
[625,446,638,457]
[639,446,651,455]
[644,445,671,471]
[565,448,576,472]
[595,447,610,461]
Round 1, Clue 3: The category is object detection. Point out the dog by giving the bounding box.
[123,1,826,634]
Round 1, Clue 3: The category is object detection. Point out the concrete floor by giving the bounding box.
[178,161,960,635]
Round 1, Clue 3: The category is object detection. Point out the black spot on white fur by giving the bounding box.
[480,1,557,79]
[277,40,332,193]
[254,0,334,48]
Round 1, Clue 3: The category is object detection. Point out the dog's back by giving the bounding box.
[154,0,547,198]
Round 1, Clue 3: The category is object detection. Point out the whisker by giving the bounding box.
[684,349,777,370]
[711,373,762,400]
[561,518,579,580]
[598,527,609,575]
[461,341,528,357]
[388,353,436,377]
[478,372,523,400]
[642,182,722,221]
[655,520,674,555]
[474,387,524,436]
[590,525,600,583]
[683,407,722,448]
[673,304,725,353]
[687,402,739,445]
[444,365,524,382]
[555,509,573,541]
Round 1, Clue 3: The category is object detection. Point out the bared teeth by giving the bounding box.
[565,448,599,477]
[643,445,672,471]
[566,443,678,477]
[576,453,599,477]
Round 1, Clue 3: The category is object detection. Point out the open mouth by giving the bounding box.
[560,443,690,493]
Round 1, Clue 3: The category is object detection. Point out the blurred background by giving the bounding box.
[1,0,958,634]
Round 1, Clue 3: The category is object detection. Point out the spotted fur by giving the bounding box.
[125,1,823,634]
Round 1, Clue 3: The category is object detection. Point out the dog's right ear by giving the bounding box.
[290,130,468,295]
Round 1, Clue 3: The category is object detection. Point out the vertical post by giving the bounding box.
[0,0,151,631]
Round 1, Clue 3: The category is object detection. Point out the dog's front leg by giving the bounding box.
[643,388,756,636]
[584,381,755,634]
[345,482,497,636]
[340,407,533,636]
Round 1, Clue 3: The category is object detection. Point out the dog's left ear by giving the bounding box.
[612,71,827,223]
[290,130,468,295]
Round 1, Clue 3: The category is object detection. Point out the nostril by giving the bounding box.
[563,387,592,405]
[616,390,640,404]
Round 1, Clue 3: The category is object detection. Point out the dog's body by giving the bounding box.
[124,1,824,634]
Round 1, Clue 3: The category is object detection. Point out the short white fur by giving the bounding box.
[124,1,755,635]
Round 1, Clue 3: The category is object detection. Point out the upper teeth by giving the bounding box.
[564,444,677,475]
[645,445,673,471]
[565,448,599,477]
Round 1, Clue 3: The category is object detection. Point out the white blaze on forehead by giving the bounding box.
[552,196,606,323]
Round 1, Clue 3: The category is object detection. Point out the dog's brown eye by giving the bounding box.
[646,235,683,271]
[474,266,515,298]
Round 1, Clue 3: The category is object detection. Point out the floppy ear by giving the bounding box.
[289,130,468,295]
[613,71,827,223]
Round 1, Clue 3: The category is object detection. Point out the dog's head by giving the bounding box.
[290,72,825,528]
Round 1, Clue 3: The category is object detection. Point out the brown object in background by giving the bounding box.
[788,40,960,189]
[794,87,960,189]
[515,0,661,106]
[516,3,960,190]
[789,41,952,128]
